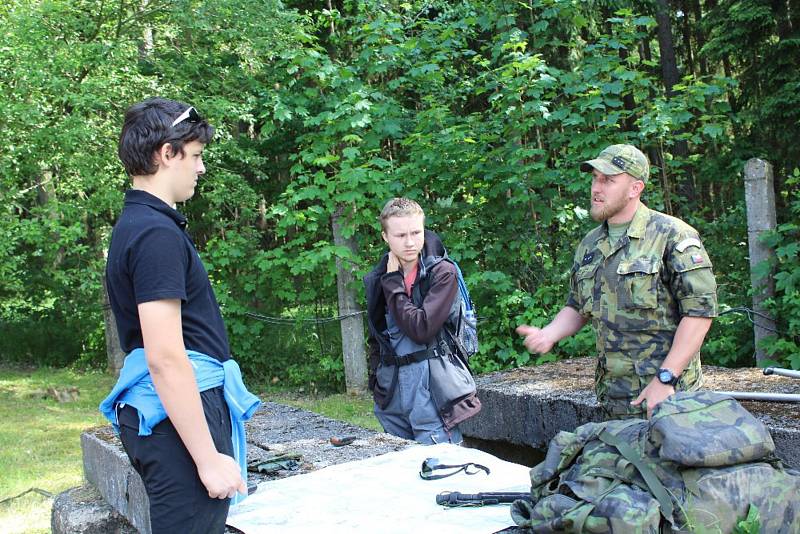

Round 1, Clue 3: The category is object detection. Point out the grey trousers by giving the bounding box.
[374,359,463,445]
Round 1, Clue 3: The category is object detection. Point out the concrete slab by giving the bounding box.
[461,358,800,468]
[54,402,412,534]
[50,485,137,534]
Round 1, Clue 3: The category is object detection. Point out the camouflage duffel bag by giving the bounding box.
[510,391,800,533]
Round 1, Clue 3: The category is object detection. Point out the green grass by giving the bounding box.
[0,365,381,533]
[0,364,116,533]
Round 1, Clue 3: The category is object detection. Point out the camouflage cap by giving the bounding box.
[580,144,649,183]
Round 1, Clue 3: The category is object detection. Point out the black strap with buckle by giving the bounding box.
[419,458,491,480]
[394,348,438,366]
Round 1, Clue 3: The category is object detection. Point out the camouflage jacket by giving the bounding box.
[566,204,718,417]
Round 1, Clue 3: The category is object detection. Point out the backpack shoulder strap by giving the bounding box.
[598,428,675,523]
[448,258,474,313]
[415,255,448,302]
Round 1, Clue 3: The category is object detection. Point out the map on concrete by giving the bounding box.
[226,442,530,532]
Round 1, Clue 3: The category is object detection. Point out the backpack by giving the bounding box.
[414,254,482,430]
[510,391,800,533]
[449,258,479,359]
[415,254,478,360]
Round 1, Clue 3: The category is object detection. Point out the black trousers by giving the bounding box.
[118,386,233,534]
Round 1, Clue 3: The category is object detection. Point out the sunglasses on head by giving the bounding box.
[171,106,202,127]
[419,457,490,480]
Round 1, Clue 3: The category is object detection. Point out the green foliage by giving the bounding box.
[701,0,800,178]
[0,0,307,368]
[2,0,799,387]
[0,0,142,364]
[691,205,756,367]
[759,170,800,369]
[733,505,761,534]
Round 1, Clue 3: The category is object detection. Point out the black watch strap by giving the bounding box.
[657,368,680,386]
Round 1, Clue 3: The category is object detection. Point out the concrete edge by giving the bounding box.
[51,485,138,534]
[462,384,800,468]
[81,429,150,532]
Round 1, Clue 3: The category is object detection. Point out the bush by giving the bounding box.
[760,171,800,369]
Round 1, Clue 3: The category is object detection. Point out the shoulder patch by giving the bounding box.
[675,237,703,253]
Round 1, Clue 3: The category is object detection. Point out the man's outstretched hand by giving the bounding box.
[516,325,556,354]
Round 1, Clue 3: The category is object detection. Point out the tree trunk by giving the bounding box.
[654,0,694,209]
[331,205,368,393]
[651,146,673,216]
[704,0,738,111]
[138,0,153,59]
[655,0,681,97]
[790,0,800,33]
[139,26,153,59]
[690,0,708,76]
[773,0,792,39]
[618,46,637,132]
[721,54,738,112]
[36,169,67,269]
[102,275,126,376]
[640,28,653,63]
[679,0,695,76]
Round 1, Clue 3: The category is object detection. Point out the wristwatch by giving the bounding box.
[657,368,680,387]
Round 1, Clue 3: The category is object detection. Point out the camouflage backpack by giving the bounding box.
[510,391,800,533]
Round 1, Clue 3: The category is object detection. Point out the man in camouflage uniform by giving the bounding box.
[517,144,718,419]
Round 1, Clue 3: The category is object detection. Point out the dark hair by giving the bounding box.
[117,97,214,177]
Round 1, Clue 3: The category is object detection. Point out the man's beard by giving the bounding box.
[590,194,628,222]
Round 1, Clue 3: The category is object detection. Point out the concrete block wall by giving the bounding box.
[80,428,150,532]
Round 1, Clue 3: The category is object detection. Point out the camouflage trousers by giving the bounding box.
[595,354,703,419]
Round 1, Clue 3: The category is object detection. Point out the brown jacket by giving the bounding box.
[364,230,456,378]
[363,230,481,428]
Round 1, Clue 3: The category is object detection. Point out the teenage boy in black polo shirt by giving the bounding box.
[101,98,258,533]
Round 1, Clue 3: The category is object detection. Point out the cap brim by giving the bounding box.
[580,159,625,175]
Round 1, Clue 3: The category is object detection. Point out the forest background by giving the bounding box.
[2,0,800,391]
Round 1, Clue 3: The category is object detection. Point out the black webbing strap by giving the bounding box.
[376,348,438,410]
[393,348,437,366]
[598,429,675,523]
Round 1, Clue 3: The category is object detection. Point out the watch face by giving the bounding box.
[658,370,673,384]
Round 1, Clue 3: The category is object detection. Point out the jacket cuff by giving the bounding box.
[380,270,404,289]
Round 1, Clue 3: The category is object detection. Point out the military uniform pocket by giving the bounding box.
[575,263,598,315]
[617,257,660,309]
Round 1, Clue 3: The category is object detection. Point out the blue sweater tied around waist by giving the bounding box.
[99,349,261,505]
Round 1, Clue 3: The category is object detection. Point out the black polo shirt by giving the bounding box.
[106,190,231,362]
